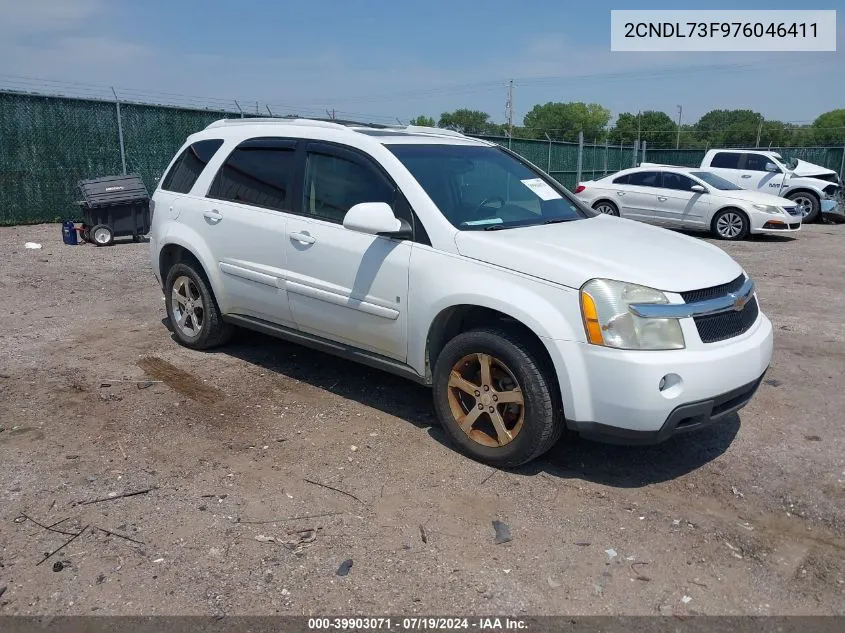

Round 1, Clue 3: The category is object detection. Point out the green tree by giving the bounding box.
[610,111,677,148]
[694,109,762,147]
[522,102,611,141]
[437,109,492,135]
[811,109,845,145]
[409,115,435,127]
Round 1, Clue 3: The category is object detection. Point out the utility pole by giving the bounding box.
[637,110,641,144]
[676,105,683,149]
[756,115,763,147]
[506,79,514,139]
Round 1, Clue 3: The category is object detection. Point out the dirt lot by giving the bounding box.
[0,222,844,617]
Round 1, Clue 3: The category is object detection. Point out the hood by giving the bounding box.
[790,159,837,179]
[454,215,743,293]
[714,188,797,207]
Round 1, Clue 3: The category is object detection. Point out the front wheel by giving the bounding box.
[786,192,820,223]
[711,208,749,241]
[164,262,233,350]
[90,224,113,246]
[432,328,563,467]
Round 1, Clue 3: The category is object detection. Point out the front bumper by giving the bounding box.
[821,198,844,219]
[548,313,773,441]
[750,212,801,234]
[568,372,766,444]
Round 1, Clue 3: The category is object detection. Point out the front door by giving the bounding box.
[656,172,711,228]
[284,142,412,361]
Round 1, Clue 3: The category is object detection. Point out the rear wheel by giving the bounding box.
[786,192,820,223]
[164,262,233,350]
[592,200,619,216]
[711,208,749,241]
[90,224,113,246]
[432,328,563,467]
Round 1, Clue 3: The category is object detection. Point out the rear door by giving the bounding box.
[707,152,743,185]
[197,137,298,326]
[284,142,412,361]
[656,172,711,227]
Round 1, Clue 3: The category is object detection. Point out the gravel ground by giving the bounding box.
[0,222,844,616]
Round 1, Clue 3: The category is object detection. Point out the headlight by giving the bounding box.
[752,204,783,214]
[580,279,685,350]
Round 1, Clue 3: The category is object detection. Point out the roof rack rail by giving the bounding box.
[403,125,466,138]
[205,117,351,130]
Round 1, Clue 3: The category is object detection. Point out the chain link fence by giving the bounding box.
[2,89,844,225]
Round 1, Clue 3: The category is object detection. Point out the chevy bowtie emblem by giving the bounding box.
[731,293,748,312]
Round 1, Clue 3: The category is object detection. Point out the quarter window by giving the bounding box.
[161,139,223,194]
[612,174,630,184]
[710,152,740,169]
[303,152,394,223]
[208,139,296,211]
[627,171,661,187]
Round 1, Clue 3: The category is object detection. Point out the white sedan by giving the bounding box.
[574,165,803,240]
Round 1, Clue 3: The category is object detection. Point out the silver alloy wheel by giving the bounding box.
[716,212,744,239]
[594,203,617,215]
[791,195,813,218]
[93,227,112,244]
[171,275,204,338]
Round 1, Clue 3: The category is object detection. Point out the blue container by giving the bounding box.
[62,220,78,245]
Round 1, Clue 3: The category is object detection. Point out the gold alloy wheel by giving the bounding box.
[446,353,525,448]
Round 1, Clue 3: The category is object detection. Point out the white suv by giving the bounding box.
[149,118,773,467]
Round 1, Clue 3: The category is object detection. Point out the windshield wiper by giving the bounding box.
[543,218,574,225]
[483,224,511,231]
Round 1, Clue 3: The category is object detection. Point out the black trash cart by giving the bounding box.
[76,174,151,246]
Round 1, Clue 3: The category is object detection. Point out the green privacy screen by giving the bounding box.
[1,90,843,225]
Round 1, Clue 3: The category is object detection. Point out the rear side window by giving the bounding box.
[710,152,740,169]
[208,138,296,211]
[627,171,661,187]
[161,139,224,193]
[612,174,630,184]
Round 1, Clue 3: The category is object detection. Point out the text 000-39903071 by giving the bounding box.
[610,10,836,51]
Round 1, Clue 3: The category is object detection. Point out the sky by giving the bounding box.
[0,0,842,126]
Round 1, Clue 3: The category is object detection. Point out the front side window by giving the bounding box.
[661,172,696,191]
[387,144,587,230]
[689,171,743,190]
[627,171,661,188]
[711,152,740,169]
[743,153,776,172]
[208,139,296,211]
[303,152,395,223]
[161,139,223,194]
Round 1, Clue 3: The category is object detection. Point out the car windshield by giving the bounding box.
[387,144,588,230]
[689,171,743,190]
[779,156,799,170]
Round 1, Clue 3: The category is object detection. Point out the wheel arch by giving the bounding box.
[157,232,228,312]
[591,198,619,214]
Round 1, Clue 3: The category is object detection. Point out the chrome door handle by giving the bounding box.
[741,174,752,179]
[616,191,626,196]
[657,196,667,201]
[203,210,223,223]
[290,232,316,245]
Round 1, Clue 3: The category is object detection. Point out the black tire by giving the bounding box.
[164,262,233,350]
[80,226,91,243]
[786,191,820,223]
[711,208,749,241]
[592,200,619,216]
[90,224,114,246]
[432,328,563,468]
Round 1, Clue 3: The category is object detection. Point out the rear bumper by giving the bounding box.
[568,372,766,445]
